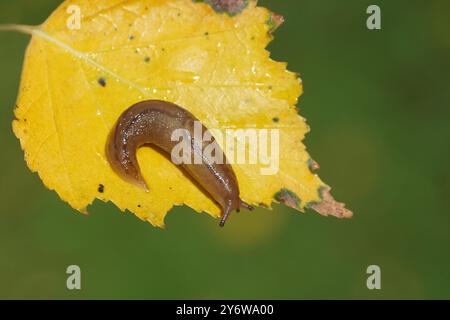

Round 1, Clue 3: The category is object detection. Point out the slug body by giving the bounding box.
[107,100,252,226]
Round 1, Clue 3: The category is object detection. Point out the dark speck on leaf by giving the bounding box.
[98,184,105,193]
[98,77,107,87]
[205,32,209,36]
[144,56,150,63]
[272,117,279,123]
[128,35,135,40]
[137,204,141,208]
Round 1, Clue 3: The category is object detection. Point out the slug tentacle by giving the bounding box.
[240,200,254,211]
[107,100,252,226]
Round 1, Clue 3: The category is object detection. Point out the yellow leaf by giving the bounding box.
[8,0,352,227]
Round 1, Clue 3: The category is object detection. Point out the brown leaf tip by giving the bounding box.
[307,158,320,172]
[193,0,249,16]
[267,12,284,34]
[309,187,353,219]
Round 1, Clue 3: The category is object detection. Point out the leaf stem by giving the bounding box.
[0,24,37,35]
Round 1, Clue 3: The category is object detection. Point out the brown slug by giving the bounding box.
[106,100,253,227]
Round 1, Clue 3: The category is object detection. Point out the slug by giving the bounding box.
[106,100,253,227]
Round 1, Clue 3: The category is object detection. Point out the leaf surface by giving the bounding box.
[12,0,352,227]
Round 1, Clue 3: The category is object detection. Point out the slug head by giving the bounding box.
[106,127,149,191]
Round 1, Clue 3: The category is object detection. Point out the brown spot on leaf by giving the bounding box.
[194,0,249,16]
[98,184,105,193]
[274,188,301,209]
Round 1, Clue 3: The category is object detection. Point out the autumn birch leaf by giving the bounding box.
[3,0,352,227]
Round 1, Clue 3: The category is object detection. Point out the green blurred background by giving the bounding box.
[0,0,449,299]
